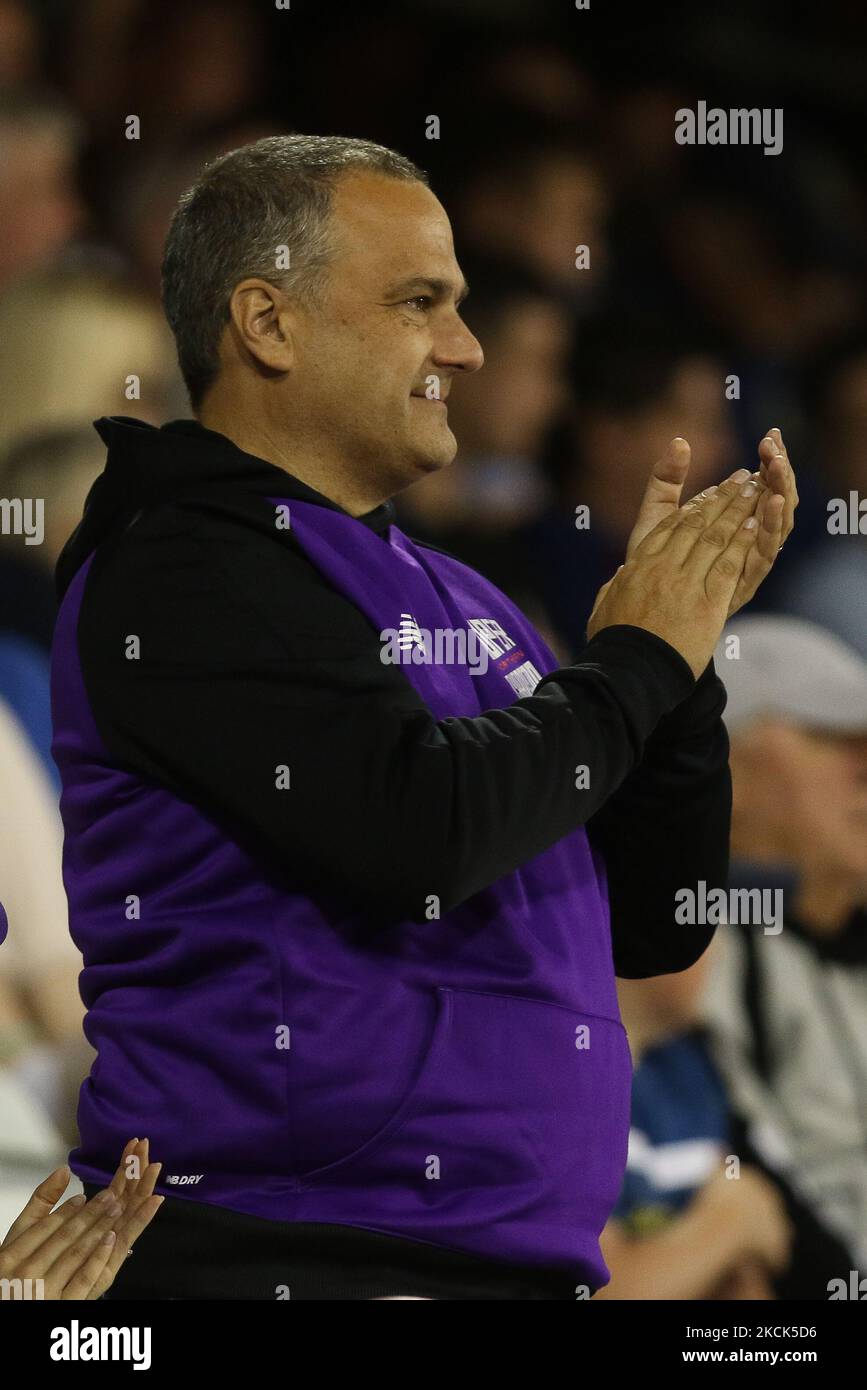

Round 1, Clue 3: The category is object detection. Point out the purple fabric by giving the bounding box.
[52,499,632,1285]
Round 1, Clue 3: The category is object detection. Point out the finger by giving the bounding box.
[705,508,762,606]
[91,1158,161,1295]
[0,1166,71,1246]
[759,429,798,537]
[92,1191,164,1299]
[638,471,764,565]
[111,1156,161,1245]
[19,1189,122,1273]
[61,1231,117,1300]
[634,468,753,557]
[726,490,784,617]
[49,1213,119,1295]
[754,489,785,565]
[1,1188,98,1262]
[679,475,766,574]
[107,1137,142,1200]
[643,436,692,502]
[682,463,756,511]
[625,438,693,560]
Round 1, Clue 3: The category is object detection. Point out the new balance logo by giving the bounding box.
[396,612,426,652]
[165,1174,203,1185]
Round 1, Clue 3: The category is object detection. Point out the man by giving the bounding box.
[53,134,795,1300]
[0,87,83,293]
[703,615,867,1271]
[520,312,740,660]
[598,948,854,1300]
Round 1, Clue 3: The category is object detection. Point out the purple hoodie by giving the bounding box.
[50,418,725,1291]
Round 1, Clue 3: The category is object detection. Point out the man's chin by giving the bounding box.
[411,426,458,475]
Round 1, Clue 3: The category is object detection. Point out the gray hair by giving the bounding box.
[161,134,428,410]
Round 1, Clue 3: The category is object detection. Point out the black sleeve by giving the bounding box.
[585,658,730,977]
[77,504,699,945]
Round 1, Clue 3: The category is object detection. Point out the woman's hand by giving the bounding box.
[0,1137,163,1299]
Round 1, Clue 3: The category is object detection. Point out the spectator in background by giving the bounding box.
[0,266,181,457]
[519,314,738,658]
[442,111,610,307]
[0,0,39,86]
[787,333,867,661]
[0,428,105,766]
[61,0,266,141]
[0,269,176,657]
[0,87,84,292]
[3,426,105,577]
[107,123,280,297]
[597,947,854,1300]
[0,695,90,1163]
[704,616,867,1270]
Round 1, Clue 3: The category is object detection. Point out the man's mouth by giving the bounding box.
[411,391,448,406]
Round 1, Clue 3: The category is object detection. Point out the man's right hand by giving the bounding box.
[586,468,773,679]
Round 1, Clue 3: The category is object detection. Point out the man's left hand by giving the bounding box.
[625,429,798,618]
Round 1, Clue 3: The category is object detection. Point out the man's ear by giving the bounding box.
[227,278,296,375]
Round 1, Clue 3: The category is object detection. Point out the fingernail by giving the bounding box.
[102,1230,117,1246]
[94,1189,115,1204]
[68,1193,87,1207]
[741,481,758,496]
[743,517,758,529]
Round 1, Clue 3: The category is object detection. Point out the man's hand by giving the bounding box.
[590,428,797,638]
[623,436,696,561]
[728,428,797,616]
[587,471,770,678]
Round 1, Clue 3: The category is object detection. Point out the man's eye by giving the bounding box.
[404,296,432,311]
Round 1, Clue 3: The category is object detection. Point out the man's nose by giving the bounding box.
[434,319,484,374]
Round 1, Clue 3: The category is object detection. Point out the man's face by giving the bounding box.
[287,172,484,495]
[732,720,867,880]
[0,130,82,287]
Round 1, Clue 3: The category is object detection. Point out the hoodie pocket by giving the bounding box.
[298,986,632,1233]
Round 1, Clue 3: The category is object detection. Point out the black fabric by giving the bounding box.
[740,922,775,1087]
[83,1184,572,1300]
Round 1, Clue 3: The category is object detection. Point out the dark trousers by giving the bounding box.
[83,1183,569,1300]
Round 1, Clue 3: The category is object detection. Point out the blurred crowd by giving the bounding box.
[1,0,866,1297]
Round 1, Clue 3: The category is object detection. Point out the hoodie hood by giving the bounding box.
[56,416,396,600]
